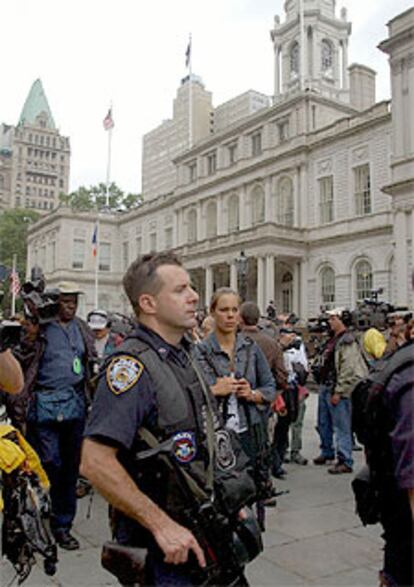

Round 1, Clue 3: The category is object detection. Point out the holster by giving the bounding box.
[101,541,147,586]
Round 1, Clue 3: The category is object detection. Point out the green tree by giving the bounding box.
[0,208,40,313]
[59,182,143,212]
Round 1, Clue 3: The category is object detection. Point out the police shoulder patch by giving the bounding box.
[106,355,144,395]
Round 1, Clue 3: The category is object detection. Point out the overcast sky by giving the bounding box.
[2,0,413,195]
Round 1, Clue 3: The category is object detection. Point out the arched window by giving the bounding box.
[282,271,293,313]
[320,266,335,309]
[187,209,197,243]
[228,194,239,232]
[290,42,299,77]
[277,177,294,226]
[251,186,265,226]
[321,39,333,74]
[206,202,217,238]
[355,260,373,301]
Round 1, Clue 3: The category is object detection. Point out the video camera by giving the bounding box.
[20,266,60,324]
[0,321,22,352]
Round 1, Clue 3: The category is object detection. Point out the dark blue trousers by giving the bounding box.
[27,418,85,531]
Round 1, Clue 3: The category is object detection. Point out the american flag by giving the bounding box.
[103,108,114,131]
[10,268,21,296]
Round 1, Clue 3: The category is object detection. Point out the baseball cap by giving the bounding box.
[87,310,109,330]
[56,281,83,295]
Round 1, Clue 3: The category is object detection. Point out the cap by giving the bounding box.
[325,307,346,318]
[87,310,109,330]
[56,281,83,295]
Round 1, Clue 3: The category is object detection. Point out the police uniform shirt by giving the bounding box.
[84,324,194,452]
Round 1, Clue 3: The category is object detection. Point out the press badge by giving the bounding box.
[73,357,82,375]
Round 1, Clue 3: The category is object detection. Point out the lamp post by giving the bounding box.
[235,251,248,301]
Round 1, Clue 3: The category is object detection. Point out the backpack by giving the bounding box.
[352,341,414,449]
[351,341,414,525]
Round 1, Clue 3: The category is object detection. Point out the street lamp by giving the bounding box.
[235,250,248,301]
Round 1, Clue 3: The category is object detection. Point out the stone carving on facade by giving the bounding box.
[352,145,369,163]
[317,159,332,175]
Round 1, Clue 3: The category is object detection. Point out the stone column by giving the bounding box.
[230,261,238,291]
[274,45,280,98]
[342,39,349,90]
[293,261,300,316]
[265,255,275,306]
[257,256,265,313]
[394,209,408,306]
[265,176,272,222]
[299,258,308,320]
[205,265,213,308]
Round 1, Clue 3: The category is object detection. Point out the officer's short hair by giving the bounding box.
[240,301,260,326]
[123,252,183,317]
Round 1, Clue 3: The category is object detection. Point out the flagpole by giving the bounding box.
[188,34,193,149]
[106,110,113,207]
[94,218,99,308]
[11,253,17,316]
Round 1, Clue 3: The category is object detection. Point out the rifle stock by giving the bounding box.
[101,541,146,586]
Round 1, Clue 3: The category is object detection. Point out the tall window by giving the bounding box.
[277,177,294,226]
[319,176,334,224]
[187,209,197,243]
[282,271,293,313]
[354,164,371,215]
[206,202,217,238]
[251,131,262,157]
[188,160,197,182]
[99,243,111,271]
[355,260,373,301]
[228,194,239,232]
[207,151,217,175]
[72,238,85,269]
[228,142,238,166]
[165,227,173,250]
[321,267,335,309]
[321,40,333,74]
[122,242,129,271]
[290,42,299,77]
[149,233,157,252]
[252,186,265,225]
[136,237,142,256]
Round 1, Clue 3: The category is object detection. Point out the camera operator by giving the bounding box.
[10,281,96,551]
[313,308,368,474]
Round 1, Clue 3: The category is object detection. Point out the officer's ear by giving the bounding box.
[138,293,157,316]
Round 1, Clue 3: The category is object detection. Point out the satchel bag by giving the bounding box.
[29,388,85,424]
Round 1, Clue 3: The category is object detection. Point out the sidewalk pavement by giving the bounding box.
[2,393,383,586]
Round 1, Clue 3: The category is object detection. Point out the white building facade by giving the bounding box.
[27,2,414,319]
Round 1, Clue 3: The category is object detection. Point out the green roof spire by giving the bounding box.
[18,78,56,129]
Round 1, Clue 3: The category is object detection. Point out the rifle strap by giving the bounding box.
[137,427,209,503]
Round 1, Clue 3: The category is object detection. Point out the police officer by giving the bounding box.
[81,253,259,586]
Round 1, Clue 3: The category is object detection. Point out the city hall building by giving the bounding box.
[27,1,414,319]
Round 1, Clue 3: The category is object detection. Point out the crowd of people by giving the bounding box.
[0,253,412,587]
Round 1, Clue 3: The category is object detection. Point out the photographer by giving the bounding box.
[11,280,96,551]
[313,308,368,474]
